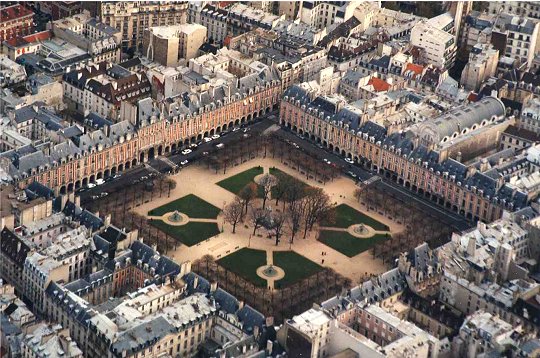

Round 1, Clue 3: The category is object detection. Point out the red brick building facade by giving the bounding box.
[0,4,34,44]
[14,83,281,195]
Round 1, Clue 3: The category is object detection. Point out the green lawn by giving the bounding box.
[217,248,268,287]
[273,251,323,289]
[318,230,390,257]
[150,220,220,247]
[217,166,264,194]
[324,204,389,231]
[148,194,221,218]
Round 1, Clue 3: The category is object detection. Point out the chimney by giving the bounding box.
[238,300,244,310]
[467,237,476,257]
[253,325,260,338]
[210,281,218,293]
[193,275,199,289]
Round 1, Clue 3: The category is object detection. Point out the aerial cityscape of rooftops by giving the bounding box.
[2,0,540,357]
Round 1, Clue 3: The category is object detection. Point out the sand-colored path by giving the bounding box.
[134,157,403,282]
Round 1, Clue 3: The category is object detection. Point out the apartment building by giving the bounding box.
[93,1,188,52]
[23,227,93,314]
[0,4,34,45]
[143,23,207,66]
[461,44,499,92]
[63,62,151,119]
[50,11,122,64]
[298,1,361,30]
[20,322,83,358]
[411,19,457,70]
[518,98,540,134]
[494,12,540,68]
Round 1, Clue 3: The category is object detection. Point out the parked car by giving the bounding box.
[140,175,148,180]
[292,143,300,149]
[347,171,357,179]
[323,158,332,165]
[95,178,105,185]
[180,160,189,166]
[203,137,212,143]
[181,149,192,155]
[211,134,220,140]
[87,183,97,188]
[232,127,240,132]
[242,127,250,133]
[215,143,224,149]
[190,143,198,148]
[345,158,354,164]
[100,192,109,198]
[113,174,121,179]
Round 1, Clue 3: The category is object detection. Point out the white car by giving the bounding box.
[181,149,192,155]
[190,143,198,148]
[345,158,354,164]
[232,127,240,132]
[180,160,189,166]
[323,159,332,165]
[203,137,212,143]
[211,134,220,140]
[87,183,96,188]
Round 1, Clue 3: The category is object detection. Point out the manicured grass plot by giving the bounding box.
[217,248,268,287]
[217,167,264,194]
[318,230,390,258]
[324,204,389,231]
[273,251,323,289]
[150,220,220,247]
[148,194,220,218]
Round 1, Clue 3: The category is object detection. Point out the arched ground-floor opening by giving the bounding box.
[97,172,103,180]
[104,169,110,178]
[90,174,96,183]
[148,147,156,160]
[210,129,215,136]
[60,185,67,194]
[67,183,74,192]
[140,152,145,163]
[75,180,81,189]
[82,178,88,187]
[125,161,131,170]
[172,143,177,152]
[132,159,137,167]
[157,146,163,157]
[118,164,124,172]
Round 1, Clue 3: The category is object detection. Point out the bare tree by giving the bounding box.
[270,211,286,246]
[287,199,303,244]
[259,173,277,209]
[223,197,244,233]
[249,206,270,235]
[239,182,258,215]
[300,188,335,238]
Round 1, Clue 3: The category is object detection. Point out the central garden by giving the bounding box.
[216,248,323,288]
[148,194,221,247]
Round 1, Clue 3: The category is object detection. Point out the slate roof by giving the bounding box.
[321,268,406,314]
[0,228,31,268]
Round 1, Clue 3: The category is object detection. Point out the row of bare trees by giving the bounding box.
[85,176,179,254]
[223,171,336,245]
[202,132,343,184]
[354,183,454,263]
[193,255,352,322]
